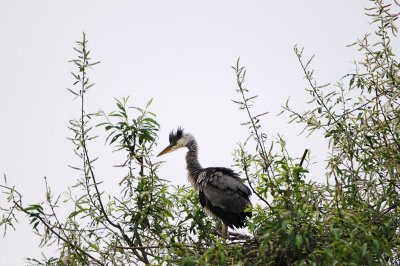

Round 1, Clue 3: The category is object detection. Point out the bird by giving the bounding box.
[157,127,252,239]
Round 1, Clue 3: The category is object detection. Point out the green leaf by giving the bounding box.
[109,133,122,145]
[143,117,160,127]
[116,102,125,112]
[349,76,355,87]
[24,205,43,212]
[96,122,109,127]
[146,98,153,107]
[361,243,367,257]
[67,88,79,96]
[67,208,87,219]
[281,220,288,230]
[295,234,303,249]
[33,221,40,230]
[88,242,100,252]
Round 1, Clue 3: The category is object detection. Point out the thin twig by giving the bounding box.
[367,202,400,226]
[299,149,309,167]
[241,147,271,209]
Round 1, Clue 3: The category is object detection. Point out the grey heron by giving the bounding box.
[158,127,252,239]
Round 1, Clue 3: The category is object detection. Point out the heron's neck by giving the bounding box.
[186,139,202,185]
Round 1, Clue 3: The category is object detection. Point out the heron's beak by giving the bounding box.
[157,144,179,157]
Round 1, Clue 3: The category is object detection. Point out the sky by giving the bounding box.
[0,1,376,264]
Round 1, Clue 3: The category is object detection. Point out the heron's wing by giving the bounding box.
[201,169,252,214]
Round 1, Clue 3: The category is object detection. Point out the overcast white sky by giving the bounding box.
[0,1,377,264]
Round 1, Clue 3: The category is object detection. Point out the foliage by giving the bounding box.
[1,1,400,265]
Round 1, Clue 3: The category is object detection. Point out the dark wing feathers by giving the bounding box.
[199,189,206,208]
[199,190,247,228]
[199,167,252,229]
[203,179,248,213]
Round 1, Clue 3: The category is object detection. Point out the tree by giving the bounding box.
[1,0,400,265]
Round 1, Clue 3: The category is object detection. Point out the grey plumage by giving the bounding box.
[158,128,252,238]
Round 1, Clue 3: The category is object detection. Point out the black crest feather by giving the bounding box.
[169,127,184,144]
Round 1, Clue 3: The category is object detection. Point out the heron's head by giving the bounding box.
[157,127,194,157]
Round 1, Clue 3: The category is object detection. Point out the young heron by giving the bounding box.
[158,127,252,239]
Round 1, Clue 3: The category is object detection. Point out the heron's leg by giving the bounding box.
[222,223,228,239]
